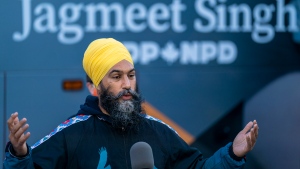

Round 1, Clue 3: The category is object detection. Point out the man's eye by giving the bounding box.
[129,74,135,78]
[113,76,120,79]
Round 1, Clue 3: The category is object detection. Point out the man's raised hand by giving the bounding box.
[232,120,259,157]
[7,112,30,156]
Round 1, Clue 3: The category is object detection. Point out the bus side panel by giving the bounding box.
[0,73,4,166]
[5,70,88,146]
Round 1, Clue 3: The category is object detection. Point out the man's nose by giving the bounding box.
[122,76,131,89]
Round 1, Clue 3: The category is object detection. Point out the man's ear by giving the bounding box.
[86,82,97,95]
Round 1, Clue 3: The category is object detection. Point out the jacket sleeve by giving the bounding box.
[164,125,245,169]
[203,143,245,169]
[3,143,35,169]
[3,129,68,169]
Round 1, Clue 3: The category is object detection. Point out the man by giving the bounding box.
[4,38,259,169]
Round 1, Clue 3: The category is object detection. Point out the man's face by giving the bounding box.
[99,60,136,99]
[97,60,143,129]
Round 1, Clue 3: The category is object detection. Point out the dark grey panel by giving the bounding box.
[6,70,89,146]
[244,72,300,169]
[138,67,298,136]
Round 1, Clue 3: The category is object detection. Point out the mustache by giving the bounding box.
[106,89,140,100]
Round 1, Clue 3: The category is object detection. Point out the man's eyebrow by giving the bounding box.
[109,68,135,74]
[109,70,121,74]
[129,68,135,73]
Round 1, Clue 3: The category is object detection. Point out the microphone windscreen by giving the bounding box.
[130,142,154,169]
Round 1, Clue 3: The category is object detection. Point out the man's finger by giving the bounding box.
[7,112,19,129]
[13,118,27,133]
[13,116,20,125]
[11,118,27,134]
[254,124,259,139]
[250,128,256,145]
[241,121,254,134]
[14,124,29,139]
[247,128,258,150]
[246,134,252,149]
[18,132,31,146]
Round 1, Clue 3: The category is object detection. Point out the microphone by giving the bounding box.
[130,142,154,169]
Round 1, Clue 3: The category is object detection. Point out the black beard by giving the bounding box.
[99,83,144,131]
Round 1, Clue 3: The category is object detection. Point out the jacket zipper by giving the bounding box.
[122,127,128,169]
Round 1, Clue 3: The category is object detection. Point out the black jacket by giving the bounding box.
[4,96,245,169]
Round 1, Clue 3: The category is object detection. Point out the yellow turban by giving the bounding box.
[83,38,134,87]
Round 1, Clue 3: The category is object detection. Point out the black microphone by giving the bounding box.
[130,142,154,169]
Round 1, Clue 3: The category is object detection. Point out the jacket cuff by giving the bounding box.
[228,143,246,161]
[5,141,30,159]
